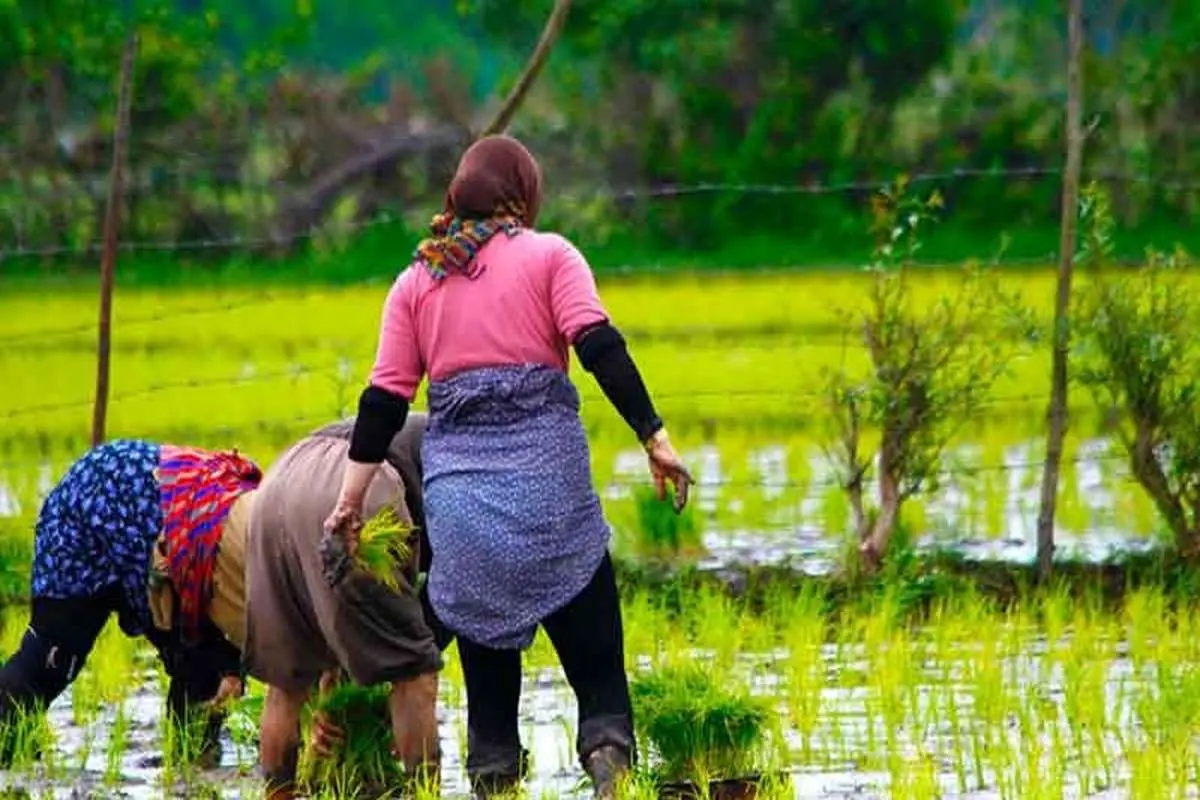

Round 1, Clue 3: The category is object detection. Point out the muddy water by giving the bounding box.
[604,435,1154,572]
[0,640,1190,798]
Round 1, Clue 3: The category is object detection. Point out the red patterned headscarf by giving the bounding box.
[158,445,262,638]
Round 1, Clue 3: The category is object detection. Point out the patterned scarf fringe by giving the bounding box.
[414,201,527,280]
[158,446,262,639]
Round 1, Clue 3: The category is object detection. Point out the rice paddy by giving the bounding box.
[3,581,1200,798]
[2,268,1198,797]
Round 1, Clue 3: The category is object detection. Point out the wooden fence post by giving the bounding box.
[91,33,137,447]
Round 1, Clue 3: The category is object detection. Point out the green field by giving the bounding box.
[2,267,1197,798]
[0,269,1170,558]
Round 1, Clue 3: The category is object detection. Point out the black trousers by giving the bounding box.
[455,552,636,782]
[0,583,240,763]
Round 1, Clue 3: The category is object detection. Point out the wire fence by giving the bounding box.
[0,167,1170,536]
[3,166,1197,261]
[0,441,1131,493]
[0,371,1100,425]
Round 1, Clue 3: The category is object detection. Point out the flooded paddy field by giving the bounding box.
[2,272,1196,798]
[3,582,1200,799]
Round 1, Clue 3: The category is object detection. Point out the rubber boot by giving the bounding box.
[584,744,631,800]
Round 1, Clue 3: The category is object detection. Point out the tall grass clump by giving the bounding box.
[630,662,777,788]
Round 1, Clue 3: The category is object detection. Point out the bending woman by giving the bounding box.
[326,134,694,799]
[0,439,261,764]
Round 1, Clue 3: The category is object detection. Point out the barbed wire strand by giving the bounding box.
[2,166,1188,344]
[4,167,1198,261]
[0,369,1112,423]
[10,164,1200,200]
[0,448,1133,495]
[0,314,1036,348]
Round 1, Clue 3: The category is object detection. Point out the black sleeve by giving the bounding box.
[573,322,663,443]
[348,385,410,464]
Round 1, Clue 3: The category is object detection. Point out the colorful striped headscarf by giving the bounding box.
[415,135,543,281]
[158,445,263,638]
[414,203,525,281]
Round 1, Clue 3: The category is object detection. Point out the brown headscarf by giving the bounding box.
[446,135,544,225]
[414,135,545,280]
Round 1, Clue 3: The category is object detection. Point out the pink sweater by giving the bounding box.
[369,230,611,400]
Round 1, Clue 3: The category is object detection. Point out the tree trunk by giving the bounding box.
[1129,430,1196,557]
[860,436,902,571]
[1034,0,1084,582]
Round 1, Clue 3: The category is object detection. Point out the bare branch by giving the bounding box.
[477,0,572,138]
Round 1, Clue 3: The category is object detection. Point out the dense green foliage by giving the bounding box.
[1,0,1196,281]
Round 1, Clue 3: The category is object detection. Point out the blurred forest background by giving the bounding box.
[1,0,1197,278]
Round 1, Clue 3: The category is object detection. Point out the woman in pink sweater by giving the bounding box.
[326,135,693,798]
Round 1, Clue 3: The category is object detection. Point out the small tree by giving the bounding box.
[823,178,1032,571]
[1072,184,1200,557]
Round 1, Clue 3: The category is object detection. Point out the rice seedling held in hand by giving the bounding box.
[352,507,415,594]
[303,681,405,798]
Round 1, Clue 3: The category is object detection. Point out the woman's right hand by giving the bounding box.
[309,669,345,759]
[645,429,694,513]
[309,712,345,759]
[322,501,364,557]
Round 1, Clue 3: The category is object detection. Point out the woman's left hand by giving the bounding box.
[322,501,364,557]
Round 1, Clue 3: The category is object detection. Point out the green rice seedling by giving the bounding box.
[70,618,135,725]
[888,750,939,800]
[0,608,26,656]
[225,689,266,753]
[631,484,703,563]
[354,506,414,594]
[0,703,53,773]
[304,681,403,797]
[621,590,670,666]
[524,627,560,671]
[104,702,129,786]
[783,639,824,763]
[629,661,775,787]
[162,698,222,782]
[76,723,96,773]
[684,589,748,671]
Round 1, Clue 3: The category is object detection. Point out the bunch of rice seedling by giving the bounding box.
[630,662,774,784]
[354,507,414,594]
[304,682,401,796]
[633,484,703,562]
